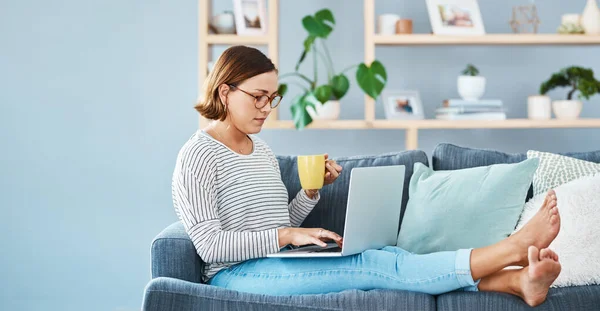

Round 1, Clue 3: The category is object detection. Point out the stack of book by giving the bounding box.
[435,99,506,120]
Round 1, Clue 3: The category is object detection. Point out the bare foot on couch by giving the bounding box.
[518,246,561,307]
[510,190,560,266]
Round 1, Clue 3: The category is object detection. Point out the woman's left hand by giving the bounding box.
[323,153,343,186]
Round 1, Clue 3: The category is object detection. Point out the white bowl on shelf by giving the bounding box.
[552,100,583,119]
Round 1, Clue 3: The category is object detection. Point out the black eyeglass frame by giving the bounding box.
[228,84,282,109]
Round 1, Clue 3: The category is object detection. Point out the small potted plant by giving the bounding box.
[457,64,486,101]
[278,9,388,129]
[540,66,600,119]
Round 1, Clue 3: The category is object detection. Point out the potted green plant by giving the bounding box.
[540,66,600,119]
[277,9,388,129]
[457,64,486,101]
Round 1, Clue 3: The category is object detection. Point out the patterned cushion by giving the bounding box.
[527,150,600,196]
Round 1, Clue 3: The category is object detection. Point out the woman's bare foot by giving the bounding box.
[510,190,560,266]
[518,246,561,307]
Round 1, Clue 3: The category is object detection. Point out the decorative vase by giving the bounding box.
[582,0,600,35]
[528,95,552,120]
[211,11,236,34]
[377,14,400,35]
[552,100,583,119]
[457,76,486,101]
[306,100,340,120]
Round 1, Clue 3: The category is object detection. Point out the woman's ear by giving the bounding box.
[217,84,231,106]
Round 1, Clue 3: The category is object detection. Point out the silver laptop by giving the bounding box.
[267,165,405,258]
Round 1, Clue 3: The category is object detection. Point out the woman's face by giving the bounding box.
[224,71,279,134]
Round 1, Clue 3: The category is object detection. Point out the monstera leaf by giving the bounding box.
[330,74,349,99]
[296,9,335,71]
[356,60,387,100]
[277,84,288,97]
[314,85,333,103]
[290,93,321,130]
[302,9,335,38]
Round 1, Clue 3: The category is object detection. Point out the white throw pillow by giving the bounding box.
[512,173,600,287]
[527,150,600,196]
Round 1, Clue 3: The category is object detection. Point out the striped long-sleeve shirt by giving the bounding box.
[171,130,320,282]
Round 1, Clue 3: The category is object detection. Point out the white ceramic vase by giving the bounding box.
[457,76,486,101]
[582,0,600,35]
[211,12,236,34]
[377,14,400,35]
[552,100,583,119]
[528,95,552,120]
[307,100,340,120]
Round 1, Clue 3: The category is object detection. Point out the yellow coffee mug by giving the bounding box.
[297,154,325,190]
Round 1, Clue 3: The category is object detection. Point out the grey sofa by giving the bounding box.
[142,143,600,310]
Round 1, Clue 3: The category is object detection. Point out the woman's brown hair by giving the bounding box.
[195,45,276,121]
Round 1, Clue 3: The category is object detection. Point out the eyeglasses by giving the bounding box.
[228,84,282,109]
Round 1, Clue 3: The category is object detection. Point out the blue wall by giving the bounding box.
[1,0,599,310]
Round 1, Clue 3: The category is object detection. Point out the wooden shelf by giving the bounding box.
[373,34,600,46]
[264,120,370,129]
[264,119,600,130]
[206,34,270,45]
[374,118,600,129]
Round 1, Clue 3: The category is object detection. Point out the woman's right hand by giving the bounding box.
[278,228,343,248]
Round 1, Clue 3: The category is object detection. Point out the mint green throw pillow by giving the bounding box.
[396,158,539,254]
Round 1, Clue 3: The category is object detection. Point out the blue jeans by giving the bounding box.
[208,246,479,295]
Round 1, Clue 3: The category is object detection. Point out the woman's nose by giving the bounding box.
[260,104,272,113]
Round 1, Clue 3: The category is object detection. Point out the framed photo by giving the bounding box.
[233,0,268,36]
[425,0,485,35]
[382,90,425,120]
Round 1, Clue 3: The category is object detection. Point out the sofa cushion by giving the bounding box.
[143,277,437,311]
[514,173,600,287]
[436,285,600,311]
[432,144,600,200]
[527,150,600,196]
[397,159,538,254]
[276,150,429,236]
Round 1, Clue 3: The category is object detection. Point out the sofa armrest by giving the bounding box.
[151,222,204,283]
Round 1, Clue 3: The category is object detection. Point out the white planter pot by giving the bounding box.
[582,0,600,35]
[528,95,552,120]
[307,100,340,120]
[552,100,583,119]
[457,76,486,101]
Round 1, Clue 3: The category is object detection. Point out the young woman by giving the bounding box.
[172,45,561,307]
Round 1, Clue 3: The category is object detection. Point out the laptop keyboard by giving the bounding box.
[313,246,342,253]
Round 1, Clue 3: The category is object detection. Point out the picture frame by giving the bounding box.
[382,90,425,120]
[233,0,268,36]
[425,0,485,35]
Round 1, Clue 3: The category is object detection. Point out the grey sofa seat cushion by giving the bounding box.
[432,143,600,200]
[436,285,600,311]
[143,277,437,311]
[276,150,429,236]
